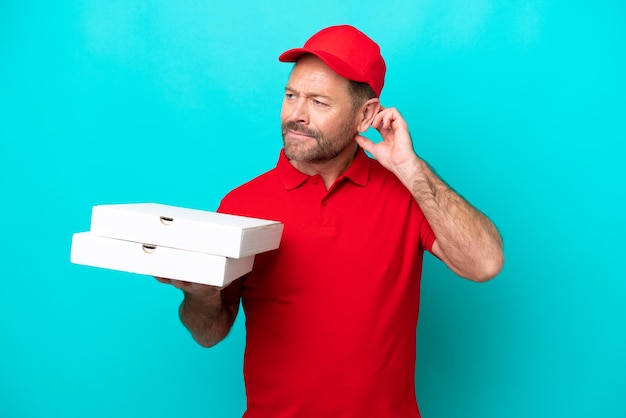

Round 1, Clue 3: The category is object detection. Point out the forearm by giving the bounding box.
[357,106,503,280]
[401,157,504,281]
[179,290,237,348]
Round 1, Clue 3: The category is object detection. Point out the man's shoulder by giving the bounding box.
[218,166,281,216]
[230,165,279,194]
[365,154,410,190]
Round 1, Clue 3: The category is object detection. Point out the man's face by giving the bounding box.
[281,55,359,162]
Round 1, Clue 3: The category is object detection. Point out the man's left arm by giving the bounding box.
[355,107,504,282]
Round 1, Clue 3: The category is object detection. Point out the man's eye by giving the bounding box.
[313,99,326,106]
[285,93,295,100]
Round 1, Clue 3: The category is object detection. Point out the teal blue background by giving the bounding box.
[1,1,624,417]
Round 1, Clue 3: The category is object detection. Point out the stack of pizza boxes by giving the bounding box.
[70,203,284,286]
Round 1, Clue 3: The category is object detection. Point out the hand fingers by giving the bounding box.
[372,107,394,130]
[155,276,224,300]
[373,107,408,133]
[154,276,192,290]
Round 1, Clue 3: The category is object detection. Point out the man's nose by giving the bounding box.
[286,98,309,124]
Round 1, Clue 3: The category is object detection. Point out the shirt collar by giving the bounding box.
[277,147,370,190]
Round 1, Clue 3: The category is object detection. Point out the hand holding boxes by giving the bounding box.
[70,203,284,287]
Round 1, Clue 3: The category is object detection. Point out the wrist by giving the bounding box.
[393,155,424,191]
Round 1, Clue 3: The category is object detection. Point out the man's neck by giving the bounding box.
[289,143,359,190]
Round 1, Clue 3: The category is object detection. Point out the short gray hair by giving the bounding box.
[348,80,376,110]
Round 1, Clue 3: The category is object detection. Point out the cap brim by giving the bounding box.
[278,48,366,86]
[278,48,309,63]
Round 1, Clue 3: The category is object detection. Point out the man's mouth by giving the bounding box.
[282,122,319,140]
[287,129,314,139]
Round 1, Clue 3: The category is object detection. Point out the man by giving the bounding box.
[158,25,504,417]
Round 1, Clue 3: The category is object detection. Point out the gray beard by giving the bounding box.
[281,119,357,162]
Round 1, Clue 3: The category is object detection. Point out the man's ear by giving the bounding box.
[356,98,381,133]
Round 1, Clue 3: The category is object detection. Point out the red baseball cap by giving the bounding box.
[278,25,386,97]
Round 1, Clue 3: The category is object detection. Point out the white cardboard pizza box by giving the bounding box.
[89,203,283,259]
[70,232,254,286]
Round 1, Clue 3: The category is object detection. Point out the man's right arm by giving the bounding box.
[156,278,242,348]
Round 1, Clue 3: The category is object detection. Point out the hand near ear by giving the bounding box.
[354,106,420,184]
